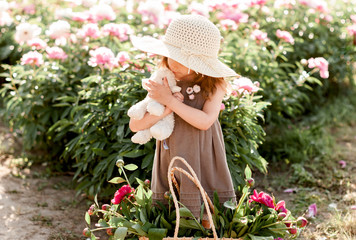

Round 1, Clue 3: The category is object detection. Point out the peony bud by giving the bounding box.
[289,225,298,234]
[246,178,255,187]
[87,204,95,215]
[296,216,308,227]
[116,159,124,168]
[106,228,114,236]
[102,204,110,211]
[164,191,171,200]
[300,59,308,66]
[278,212,287,220]
[83,227,91,237]
[144,179,150,186]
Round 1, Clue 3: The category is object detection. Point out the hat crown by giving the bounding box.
[164,15,221,58]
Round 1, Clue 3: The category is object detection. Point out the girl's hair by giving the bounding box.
[159,57,226,100]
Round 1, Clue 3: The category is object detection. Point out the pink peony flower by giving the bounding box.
[276,29,295,44]
[88,47,118,69]
[111,185,133,204]
[77,23,101,39]
[249,189,275,208]
[20,51,44,66]
[275,200,287,213]
[251,29,269,44]
[217,9,248,24]
[27,38,47,50]
[347,25,356,36]
[306,203,317,218]
[23,4,35,14]
[220,103,225,111]
[101,23,133,41]
[232,77,259,94]
[46,47,68,60]
[351,15,356,23]
[220,19,238,31]
[116,51,131,68]
[250,0,268,6]
[307,57,329,79]
[338,160,346,168]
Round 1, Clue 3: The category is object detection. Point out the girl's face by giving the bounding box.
[167,58,197,81]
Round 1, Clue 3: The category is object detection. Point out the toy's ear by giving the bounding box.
[142,78,149,90]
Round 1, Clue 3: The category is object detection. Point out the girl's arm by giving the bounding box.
[129,107,172,132]
[129,92,184,132]
[146,78,225,131]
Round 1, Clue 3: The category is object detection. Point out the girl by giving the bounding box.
[129,14,238,227]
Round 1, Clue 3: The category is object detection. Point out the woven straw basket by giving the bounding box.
[139,156,242,240]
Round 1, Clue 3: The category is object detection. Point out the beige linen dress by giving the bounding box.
[151,80,236,218]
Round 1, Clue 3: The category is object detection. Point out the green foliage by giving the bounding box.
[85,165,306,239]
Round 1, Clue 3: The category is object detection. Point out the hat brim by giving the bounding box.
[130,35,239,78]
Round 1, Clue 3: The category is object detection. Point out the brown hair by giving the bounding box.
[159,57,226,100]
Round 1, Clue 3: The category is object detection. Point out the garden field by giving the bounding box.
[0,0,355,239]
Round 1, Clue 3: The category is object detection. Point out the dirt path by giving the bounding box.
[0,123,87,240]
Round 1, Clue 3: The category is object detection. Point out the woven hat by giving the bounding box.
[130,14,239,78]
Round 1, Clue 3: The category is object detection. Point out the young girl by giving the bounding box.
[129,14,238,226]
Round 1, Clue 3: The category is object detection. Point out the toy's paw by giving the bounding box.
[128,106,146,120]
[131,129,152,144]
[150,116,174,140]
[147,101,165,116]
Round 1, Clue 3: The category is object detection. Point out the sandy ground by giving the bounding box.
[0,123,87,240]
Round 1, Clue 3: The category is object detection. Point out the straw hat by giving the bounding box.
[130,14,239,78]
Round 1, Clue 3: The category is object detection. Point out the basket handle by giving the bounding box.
[168,156,218,239]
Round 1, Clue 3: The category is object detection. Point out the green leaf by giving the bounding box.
[114,227,128,240]
[124,164,138,171]
[108,177,126,184]
[179,207,195,218]
[248,234,274,240]
[148,228,168,240]
[85,212,91,225]
[244,165,252,179]
[223,200,237,210]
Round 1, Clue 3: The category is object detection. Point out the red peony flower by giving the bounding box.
[249,190,275,208]
[111,184,134,204]
[275,200,287,213]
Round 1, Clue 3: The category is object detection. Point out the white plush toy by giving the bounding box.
[128,67,181,144]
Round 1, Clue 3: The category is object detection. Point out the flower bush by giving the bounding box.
[83,161,308,240]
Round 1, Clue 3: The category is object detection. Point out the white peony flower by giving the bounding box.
[0,0,9,12]
[47,20,70,39]
[90,3,116,21]
[0,11,12,26]
[14,23,41,44]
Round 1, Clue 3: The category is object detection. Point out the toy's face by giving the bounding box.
[167,58,197,82]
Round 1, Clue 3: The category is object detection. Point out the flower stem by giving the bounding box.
[120,166,131,187]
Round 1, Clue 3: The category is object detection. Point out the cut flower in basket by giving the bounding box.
[83,159,307,240]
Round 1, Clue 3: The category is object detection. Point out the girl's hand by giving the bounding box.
[146,77,175,106]
[173,92,184,103]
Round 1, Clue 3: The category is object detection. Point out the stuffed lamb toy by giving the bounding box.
[128,67,181,144]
